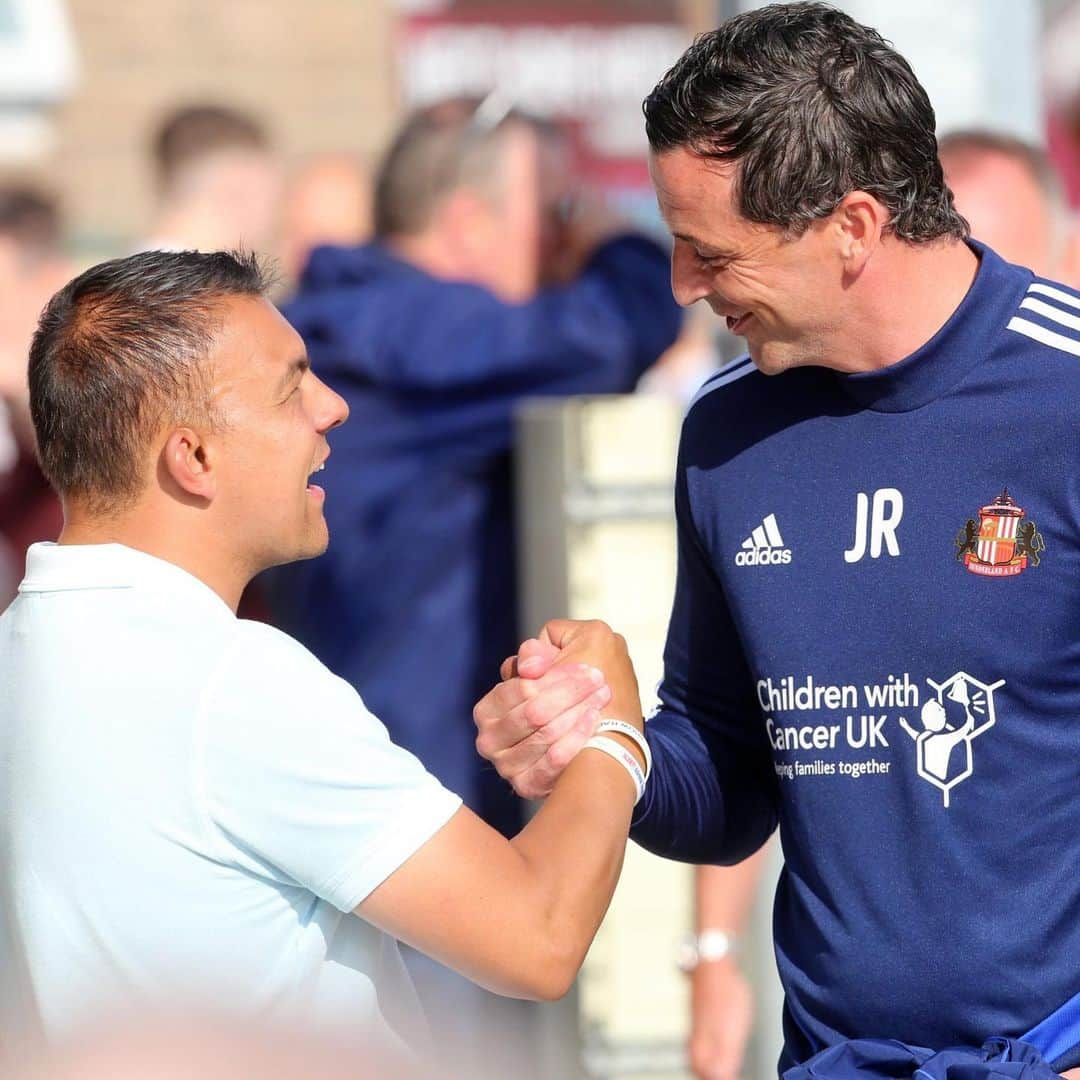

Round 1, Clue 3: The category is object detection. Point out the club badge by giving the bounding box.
[955,489,1043,577]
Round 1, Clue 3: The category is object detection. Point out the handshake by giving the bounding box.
[473,618,646,800]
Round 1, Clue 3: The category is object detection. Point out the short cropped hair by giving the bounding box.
[937,130,1067,217]
[0,185,61,264]
[153,105,269,192]
[29,249,273,511]
[644,1,968,243]
[373,97,545,238]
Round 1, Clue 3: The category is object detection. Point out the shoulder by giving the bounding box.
[685,354,762,414]
[680,354,830,466]
[211,619,365,715]
[1000,275,1080,364]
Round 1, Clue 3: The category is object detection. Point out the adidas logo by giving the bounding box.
[735,513,792,567]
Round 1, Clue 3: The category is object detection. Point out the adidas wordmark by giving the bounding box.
[735,513,793,566]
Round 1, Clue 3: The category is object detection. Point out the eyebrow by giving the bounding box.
[276,355,310,396]
[673,232,730,255]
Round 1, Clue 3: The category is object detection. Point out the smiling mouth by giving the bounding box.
[726,312,752,334]
[307,461,326,494]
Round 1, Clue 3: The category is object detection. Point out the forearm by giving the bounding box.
[508,739,640,996]
[631,712,778,865]
[696,847,770,934]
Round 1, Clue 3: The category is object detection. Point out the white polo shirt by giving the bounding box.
[0,542,461,1056]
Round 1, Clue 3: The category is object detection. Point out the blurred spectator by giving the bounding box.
[280,154,372,284]
[1043,0,1080,209]
[0,186,70,605]
[143,104,282,255]
[687,849,772,1080]
[263,95,681,1076]
[939,130,1078,285]
[639,304,723,405]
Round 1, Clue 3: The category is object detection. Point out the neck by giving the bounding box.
[385,230,466,282]
[840,237,979,373]
[59,503,249,612]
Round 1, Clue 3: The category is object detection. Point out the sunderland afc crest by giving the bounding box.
[955,489,1043,578]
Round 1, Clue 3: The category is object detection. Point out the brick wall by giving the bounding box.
[47,0,398,255]
[24,0,710,258]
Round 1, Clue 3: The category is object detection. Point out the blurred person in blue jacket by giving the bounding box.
[263,98,679,1076]
[265,97,681,839]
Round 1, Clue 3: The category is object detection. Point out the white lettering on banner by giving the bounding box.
[844,488,904,563]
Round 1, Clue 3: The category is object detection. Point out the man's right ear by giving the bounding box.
[161,427,216,502]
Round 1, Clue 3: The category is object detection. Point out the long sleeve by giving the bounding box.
[630,445,780,865]
[289,235,682,408]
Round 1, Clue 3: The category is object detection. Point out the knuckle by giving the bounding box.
[546,741,573,771]
[523,699,548,731]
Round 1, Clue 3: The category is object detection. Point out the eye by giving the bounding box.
[695,250,729,269]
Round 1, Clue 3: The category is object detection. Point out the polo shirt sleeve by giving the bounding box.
[197,621,462,913]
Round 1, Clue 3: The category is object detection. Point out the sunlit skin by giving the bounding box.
[59,295,348,611]
[649,146,979,375]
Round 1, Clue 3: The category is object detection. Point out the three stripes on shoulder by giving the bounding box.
[1007,281,1080,357]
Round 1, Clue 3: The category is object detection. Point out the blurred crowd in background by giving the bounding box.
[1,1,1079,1077]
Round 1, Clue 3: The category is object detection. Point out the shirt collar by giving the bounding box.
[833,240,1030,413]
[19,542,235,621]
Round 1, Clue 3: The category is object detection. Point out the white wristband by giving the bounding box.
[594,719,651,781]
[583,736,646,805]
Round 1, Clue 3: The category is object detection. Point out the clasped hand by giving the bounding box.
[473,619,643,800]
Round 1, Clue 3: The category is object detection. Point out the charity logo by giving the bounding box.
[955,488,1043,577]
[735,513,792,566]
[898,672,1005,807]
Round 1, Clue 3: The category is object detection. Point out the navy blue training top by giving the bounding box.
[630,243,1080,1071]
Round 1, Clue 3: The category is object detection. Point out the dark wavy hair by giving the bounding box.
[644,2,968,243]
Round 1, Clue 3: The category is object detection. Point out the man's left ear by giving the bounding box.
[835,190,888,272]
[160,426,217,504]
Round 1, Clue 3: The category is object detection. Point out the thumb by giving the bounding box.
[517,636,559,678]
[539,618,588,651]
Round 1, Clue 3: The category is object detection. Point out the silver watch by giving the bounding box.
[676,929,738,973]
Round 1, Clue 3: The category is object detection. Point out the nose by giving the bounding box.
[312,373,349,433]
[670,240,712,308]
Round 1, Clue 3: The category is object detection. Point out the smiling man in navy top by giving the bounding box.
[471,3,1080,1076]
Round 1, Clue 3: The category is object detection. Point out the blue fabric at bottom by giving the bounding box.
[1024,987,1080,1071]
[782,1037,1060,1079]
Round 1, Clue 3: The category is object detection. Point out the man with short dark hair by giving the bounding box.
[472,4,1080,1076]
[0,249,646,1069]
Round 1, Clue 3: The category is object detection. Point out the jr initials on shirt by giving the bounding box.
[844,488,904,563]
